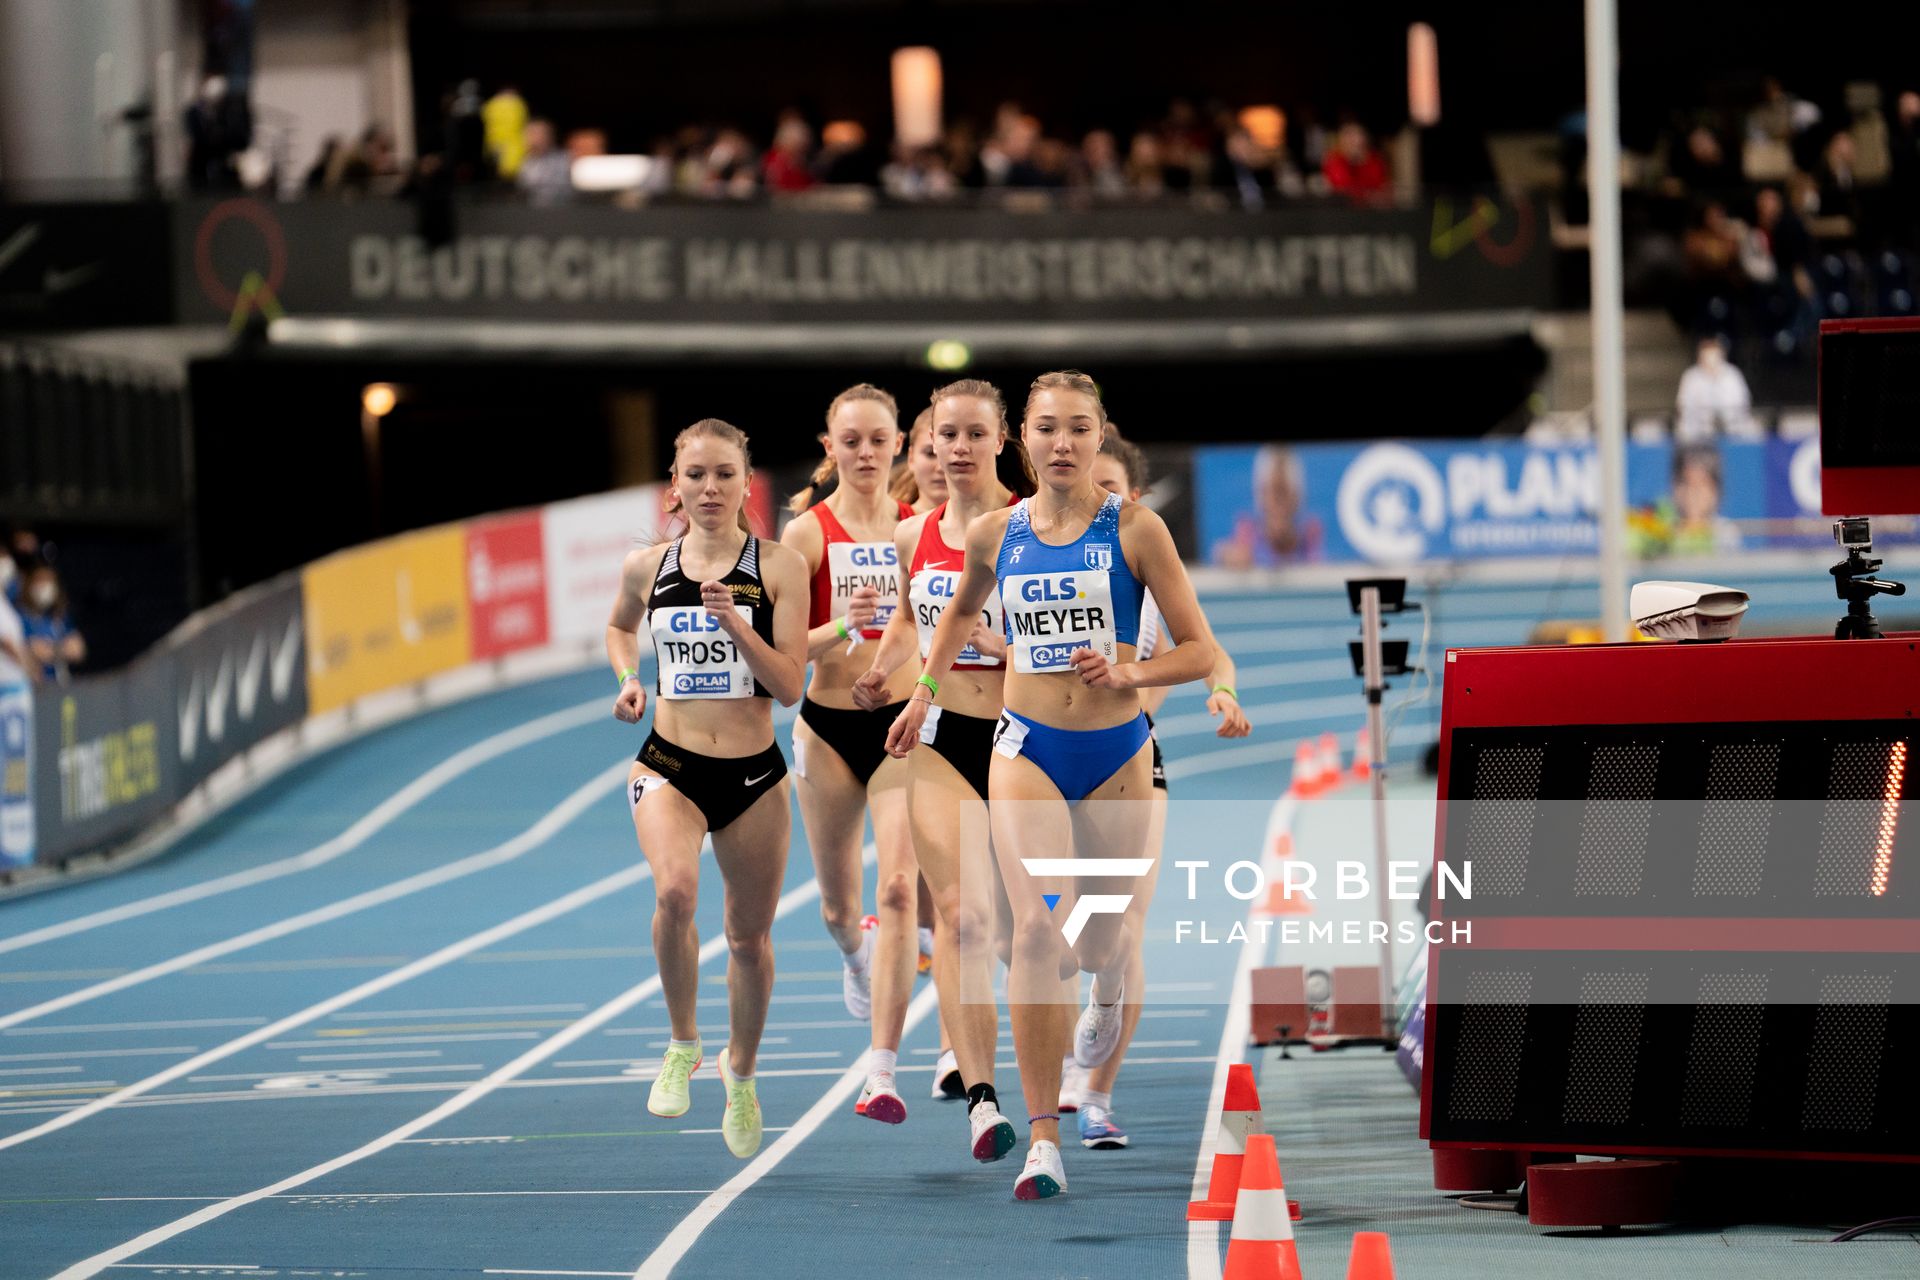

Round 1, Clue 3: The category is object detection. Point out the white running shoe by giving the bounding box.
[842,915,877,1020]
[968,1098,1017,1163]
[857,1067,906,1124]
[1014,1139,1068,1200]
[1058,1058,1089,1113]
[932,1048,964,1100]
[1073,978,1125,1068]
[917,925,935,975]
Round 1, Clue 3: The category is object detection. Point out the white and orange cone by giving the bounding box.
[1317,732,1344,789]
[1351,727,1372,781]
[1289,741,1323,799]
[1187,1063,1264,1220]
[1223,1133,1304,1280]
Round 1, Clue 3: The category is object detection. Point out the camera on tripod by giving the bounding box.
[1829,516,1906,640]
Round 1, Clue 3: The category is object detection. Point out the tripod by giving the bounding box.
[1830,517,1907,640]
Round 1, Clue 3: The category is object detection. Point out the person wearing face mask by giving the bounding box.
[18,564,85,685]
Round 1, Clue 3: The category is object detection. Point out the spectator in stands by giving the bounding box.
[483,84,530,178]
[517,119,574,206]
[1746,77,1823,167]
[1667,124,1739,200]
[1323,122,1389,202]
[1675,336,1754,440]
[1081,130,1126,197]
[1125,131,1167,197]
[763,115,817,192]
[184,75,250,191]
[446,79,488,182]
[0,563,28,688]
[943,120,987,189]
[1893,91,1920,242]
[17,563,84,685]
[815,120,879,187]
[1683,200,1746,323]
[983,111,1047,187]
[1816,130,1862,224]
[1216,123,1274,210]
[881,143,957,200]
[304,136,344,192]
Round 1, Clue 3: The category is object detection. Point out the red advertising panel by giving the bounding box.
[466,512,549,659]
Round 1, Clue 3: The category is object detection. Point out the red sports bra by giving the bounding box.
[808,500,913,638]
[906,503,1007,668]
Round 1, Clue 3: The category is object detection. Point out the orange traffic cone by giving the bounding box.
[1187,1064,1264,1220]
[1317,732,1343,790]
[1258,866,1312,917]
[1223,1133,1304,1280]
[1289,741,1323,799]
[1351,728,1371,781]
[1272,831,1294,859]
[1345,1232,1394,1279]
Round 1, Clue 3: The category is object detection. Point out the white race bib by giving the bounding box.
[650,605,754,699]
[908,569,1003,667]
[1001,570,1116,675]
[827,541,900,637]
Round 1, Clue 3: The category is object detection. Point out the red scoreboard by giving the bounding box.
[1420,633,1918,1163]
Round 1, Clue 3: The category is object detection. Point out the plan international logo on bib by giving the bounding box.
[673,672,733,695]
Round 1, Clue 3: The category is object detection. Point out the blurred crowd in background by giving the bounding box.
[0,527,87,687]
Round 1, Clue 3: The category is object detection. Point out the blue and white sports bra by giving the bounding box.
[994,491,1145,675]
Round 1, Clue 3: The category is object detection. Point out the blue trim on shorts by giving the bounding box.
[1000,710,1151,803]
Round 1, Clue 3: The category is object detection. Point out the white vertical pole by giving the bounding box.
[1359,586,1396,1031]
[1587,0,1630,641]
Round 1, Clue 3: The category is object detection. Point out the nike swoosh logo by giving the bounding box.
[43,262,103,294]
[744,771,772,786]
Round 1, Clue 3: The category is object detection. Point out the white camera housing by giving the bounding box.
[1630,580,1751,642]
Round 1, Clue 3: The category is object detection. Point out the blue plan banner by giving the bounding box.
[1193,436,1905,568]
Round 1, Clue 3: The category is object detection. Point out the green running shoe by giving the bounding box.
[718,1049,763,1159]
[647,1039,702,1118]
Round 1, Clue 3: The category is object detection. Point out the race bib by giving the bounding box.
[908,569,1003,667]
[827,541,900,638]
[1001,570,1117,675]
[650,605,754,699]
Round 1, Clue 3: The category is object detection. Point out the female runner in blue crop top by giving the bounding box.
[884,370,1214,1200]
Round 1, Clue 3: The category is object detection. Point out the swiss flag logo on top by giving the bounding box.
[467,512,550,660]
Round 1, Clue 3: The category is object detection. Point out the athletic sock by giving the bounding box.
[919,925,935,954]
[669,1037,700,1053]
[845,930,872,972]
[870,1048,897,1076]
[966,1082,998,1114]
[1082,1089,1113,1112]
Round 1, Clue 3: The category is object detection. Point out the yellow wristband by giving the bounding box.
[835,616,850,640]
[916,674,940,698]
[1212,685,1238,701]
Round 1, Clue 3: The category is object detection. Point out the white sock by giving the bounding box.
[870,1048,897,1076]
[845,929,872,972]
[669,1036,700,1052]
[919,925,935,956]
[1092,970,1124,1006]
[1082,1089,1113,1112]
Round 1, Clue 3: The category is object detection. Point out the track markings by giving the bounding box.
[0,768,634,1153]
[0,699,607,957]
[0,764,629,1033]
[3,1019,269,1037]
[631,983,941,1280]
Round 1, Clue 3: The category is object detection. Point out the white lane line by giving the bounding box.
[0,767,630,1153]
[98,1192,717,1203]
[0,1065,84,1076]
[266,1034,542,1049]
[191,1066,482,1083]
[329,1004,589,1020]
[293,1051,444,1063]
[0,699,607,956]
[1185,808,1275,1280]
[4,1018,269,1037]
[50,871,834,1280]
[632,982,941,1280]
[0,1046,200,1063]
[488,1271,631,1277]
[0,763,626,1033]
[102,1266,259,1272]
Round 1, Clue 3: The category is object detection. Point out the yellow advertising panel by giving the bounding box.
[302,526,472,713]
